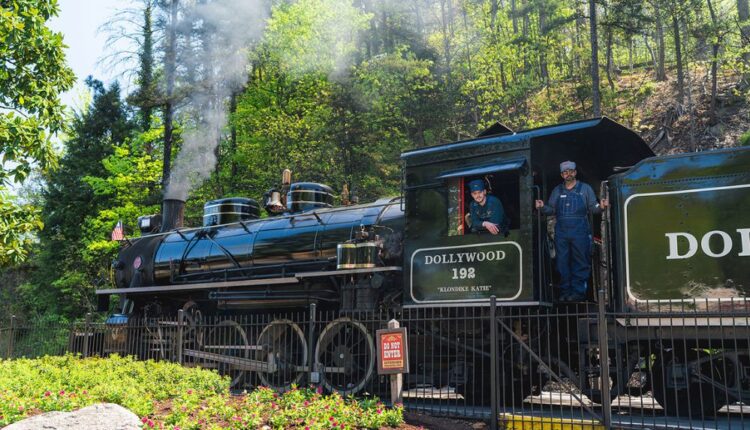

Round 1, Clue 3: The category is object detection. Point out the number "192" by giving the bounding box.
[452,267,476,279]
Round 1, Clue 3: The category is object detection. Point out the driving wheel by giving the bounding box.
[315,318,375,395]
[256,319,308,391]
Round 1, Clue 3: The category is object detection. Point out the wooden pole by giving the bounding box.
[83,312,92,358]
[490,296,498,430]
[8,315,16,358]
[308,303,318,384]
[177,309,184,365]
[388,319,403,406]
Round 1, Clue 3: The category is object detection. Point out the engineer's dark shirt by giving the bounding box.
[470,195,506,234]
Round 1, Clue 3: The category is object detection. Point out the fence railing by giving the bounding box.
[2,297,749,429]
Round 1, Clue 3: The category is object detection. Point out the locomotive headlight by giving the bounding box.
[133,256,143,270]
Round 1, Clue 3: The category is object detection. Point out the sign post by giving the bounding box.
[376,320,409,406]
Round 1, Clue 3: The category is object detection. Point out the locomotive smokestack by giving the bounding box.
[161,199,185,232]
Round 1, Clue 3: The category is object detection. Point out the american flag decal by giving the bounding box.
[111,220,125,241]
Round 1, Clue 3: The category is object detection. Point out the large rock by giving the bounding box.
[4,403,141,430]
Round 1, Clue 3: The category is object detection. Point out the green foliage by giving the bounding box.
[264,0,371,77]
[149,386,403,430]
[10,0,750,320]
[0,356,403,429]
[0,355,228,427]
[83,140,163,254]
[739,130,750,146]
[24,79,139,317]
[0,0,73,270]
[0,0,75,184]
[0,190,42,266]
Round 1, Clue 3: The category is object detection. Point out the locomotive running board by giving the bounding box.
[96,277,300,295]
[96,266,401,296]
[295,266,402,278]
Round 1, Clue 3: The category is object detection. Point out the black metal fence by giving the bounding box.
[2,297,749,429]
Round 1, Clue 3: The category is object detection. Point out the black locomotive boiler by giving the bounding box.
[98,117,750,416]
[110,182,404,315]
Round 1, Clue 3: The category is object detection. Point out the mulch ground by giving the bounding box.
[401,411,487,430]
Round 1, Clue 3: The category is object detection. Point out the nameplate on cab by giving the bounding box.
[409,241,522,304]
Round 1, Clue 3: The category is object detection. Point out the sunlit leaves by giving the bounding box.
[0,190,42,266]
[264,0,371,77]
[0,0,75,183]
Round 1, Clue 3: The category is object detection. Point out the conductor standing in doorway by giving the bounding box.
[535,161,608,302]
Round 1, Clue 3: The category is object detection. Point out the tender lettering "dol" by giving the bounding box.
[665,229,750,259]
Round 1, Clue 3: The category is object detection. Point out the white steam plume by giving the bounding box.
[165,0,268,201]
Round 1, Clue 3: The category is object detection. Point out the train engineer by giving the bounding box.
[468,179,508,236]
[534,161,608,302]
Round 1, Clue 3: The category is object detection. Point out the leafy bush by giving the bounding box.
[740,130,750,146]
[0,355,404,429]
[147,386,403,430]
[636,81,656,98]
[0,355,228,426]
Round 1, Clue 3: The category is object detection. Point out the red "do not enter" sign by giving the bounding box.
[376,327,409,375]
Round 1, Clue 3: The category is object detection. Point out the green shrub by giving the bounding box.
[740,130,750,146]
[0,355,404,429]
[637,81,655,98]
[0,355,228,426]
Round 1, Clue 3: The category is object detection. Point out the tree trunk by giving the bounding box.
[381,2,391,53]
[139,2,154,131]
[606,29,615,91]
[490,0,499,31]
[574,6,583,75]
[364,0,377,57]
[510,0,518,34]
[589,0,601,116]
[628,38,634,73]
[672,5,685,104]
[522,0,530,75]
[644,33,658,73]
[413,0,425,40]
[539,1,549,86]
[681,17,692,110]
[440,0,452,74]
[162,0,178,190]
[461,5,480,128]
[653,0,667,81]
[738,0,750,81]
[707,0,720,124]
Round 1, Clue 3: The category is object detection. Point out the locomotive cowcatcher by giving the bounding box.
[97,117,750,417]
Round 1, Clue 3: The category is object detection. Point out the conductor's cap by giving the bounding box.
[468,179,486,192]
[560,160,576,172]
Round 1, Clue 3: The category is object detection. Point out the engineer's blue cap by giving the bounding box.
[560,160,576,172]
[468,179,485,192]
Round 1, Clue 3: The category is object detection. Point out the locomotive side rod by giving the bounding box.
[183,349,280,372]
[494,317,603,421]
[421,327,491,358]
[182,349,345,374]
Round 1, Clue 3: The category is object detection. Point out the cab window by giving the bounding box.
[446,170,521,236]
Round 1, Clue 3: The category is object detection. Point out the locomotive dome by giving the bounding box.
[286,182,335,212]
[203,197,260,226]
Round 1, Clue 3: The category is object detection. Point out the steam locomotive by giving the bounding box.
[97,117,750,416]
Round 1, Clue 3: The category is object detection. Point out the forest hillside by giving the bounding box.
[2,0,750,320]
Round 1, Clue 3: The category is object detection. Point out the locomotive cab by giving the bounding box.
[401,117,653,307]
